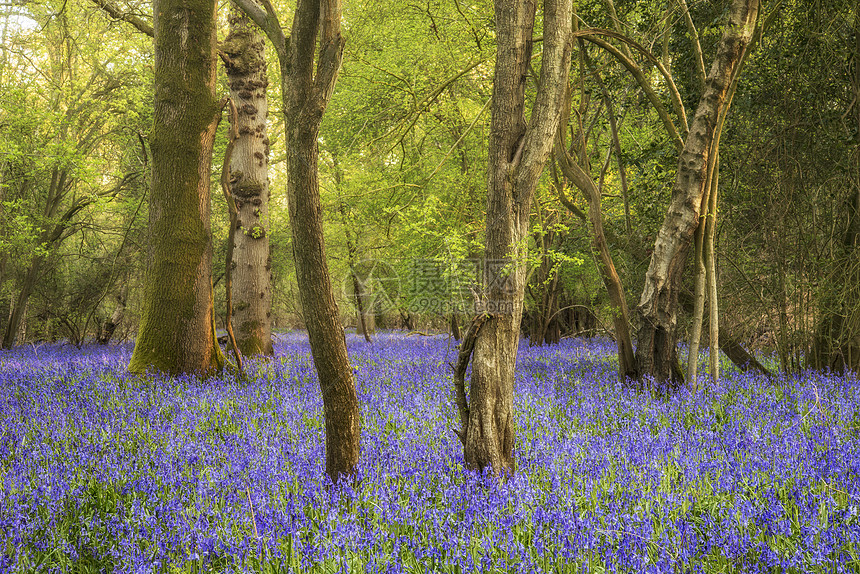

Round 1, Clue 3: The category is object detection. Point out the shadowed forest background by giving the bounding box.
[0,0,858,377]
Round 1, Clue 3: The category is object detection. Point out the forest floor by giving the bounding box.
[0,332,858,572]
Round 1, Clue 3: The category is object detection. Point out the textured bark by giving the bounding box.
[221,3,273,357]
[464,0,572,476]
[233,0,359,481]
[635,0,758,389]
[128,0,224,375]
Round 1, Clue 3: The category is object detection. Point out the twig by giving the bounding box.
[246,483,260,539]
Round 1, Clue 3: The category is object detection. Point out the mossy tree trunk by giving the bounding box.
[128,0,224,375]
[455,0,572,477]
[233,0,360,482]
[220,3,274,357]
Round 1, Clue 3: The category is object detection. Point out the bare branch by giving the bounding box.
[230,0,287,64]
[574,27,688,144]
[88,0,153,37]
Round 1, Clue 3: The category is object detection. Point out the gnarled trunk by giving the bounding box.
[221,3,274,357]
[457,0,572,476]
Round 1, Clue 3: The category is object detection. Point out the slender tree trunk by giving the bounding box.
[337,194,372,343]
[352,271,372,342]
[635,0,758,388]
[687,199,707,386]
[688,155,721,387]
[232,0,364,477]
[221,4,274,357]
[128,0,224,375]
[458,0,572,476]
[281,0,359,481]
[705,157,720,381]
[556,133,637,380]
[679,288,771,374]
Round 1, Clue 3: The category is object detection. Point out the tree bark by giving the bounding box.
[687,191,707,386]
[705,157,720,381]
[634,0,758,389]
[221,3,274,357]
[352,270,372,342]
[233,0,360,481]
[462,0,572,476]
[337,194,372,343]
[128,0,224,375]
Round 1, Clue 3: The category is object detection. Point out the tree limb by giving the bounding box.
[88,0,153,36]
[220,98,245,377]
[230,0,288,64]
[451,313,488,446]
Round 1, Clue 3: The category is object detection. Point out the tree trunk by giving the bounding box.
[233,0,362,479]
[555,125,637,380]
[705,157,720,381]
[687,198,707,386]
[280,0,359,482]
[635,0,758,389]
[337,193,372,344]
[352,270,372,342]
[98,280,129,345]
[2,256,41,348]
[128,0,224,375]
[221,3,274,357]
[460,0,572,476]
[679,286,772,377]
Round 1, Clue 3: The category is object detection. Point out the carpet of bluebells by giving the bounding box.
[1,332,859,573]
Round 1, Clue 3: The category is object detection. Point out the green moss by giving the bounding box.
[233,180,264,198]
[129,0,222,376]
[246,224,266,239]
